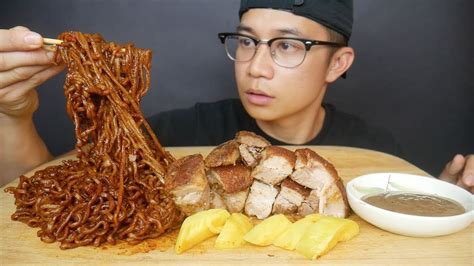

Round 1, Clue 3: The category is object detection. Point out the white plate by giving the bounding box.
[346,173,474,237]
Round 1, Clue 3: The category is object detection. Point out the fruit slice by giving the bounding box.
[273,214,322,250]
[331,217,359,242]
[175,209,230,254]
[215,213,254,249]
[243,214,292,246]
[295,217,358,259]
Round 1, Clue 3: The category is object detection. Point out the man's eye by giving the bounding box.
[280,42,292,50]
[276,40,303,53]
[279,41,296,51]
[239,38,253,47]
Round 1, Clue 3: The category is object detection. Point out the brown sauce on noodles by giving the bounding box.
[5,32,183,249]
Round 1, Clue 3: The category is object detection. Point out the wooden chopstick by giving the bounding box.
[43,38,63,45]
[42,38,62,52]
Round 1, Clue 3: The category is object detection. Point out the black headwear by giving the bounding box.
[239,0,353,42]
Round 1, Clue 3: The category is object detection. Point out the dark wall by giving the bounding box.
[2,0,473,176]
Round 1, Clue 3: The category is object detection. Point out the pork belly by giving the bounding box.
[272,178,310,214]
[206,164,253,212]
[210,190,226,209]
[235,131,270,167]
[223,190,249,213]
[318,177,350,218]
[165,154,210,216]
[298,190,319,216]
[235,130,271,148]
[251,146,296,185]
[291,148,349,218]
[204,140,240,168]
[244,180,279,219]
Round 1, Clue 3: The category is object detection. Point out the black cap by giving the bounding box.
[239,0,353,42]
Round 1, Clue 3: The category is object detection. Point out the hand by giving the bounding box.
[0,26,64,118]
[439,154,474,193]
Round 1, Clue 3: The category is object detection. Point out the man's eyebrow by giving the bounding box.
[236,25,302,37]
[276,27,302,36]
[236,25,254,34]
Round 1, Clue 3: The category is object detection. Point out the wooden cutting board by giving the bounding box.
[1,146,472,265]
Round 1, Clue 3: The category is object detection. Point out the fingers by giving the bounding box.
[0,27,43,52]
[0,64,64,117]
[460,155,474,187]
[440,154,474,193]
[0,26,63,118]
[0,49,55,71]
[0,65,64,105]
[439,154,465,184]
[0,65,51,89]
[456,178,470,191]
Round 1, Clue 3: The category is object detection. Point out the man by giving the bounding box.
[0,0,472,191]
[149,1,398,152]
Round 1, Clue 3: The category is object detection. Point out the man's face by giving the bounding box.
[235,8,333,122]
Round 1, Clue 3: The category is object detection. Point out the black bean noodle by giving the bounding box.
[5,32,183,249]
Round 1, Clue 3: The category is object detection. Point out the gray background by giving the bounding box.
[2,0,473,176]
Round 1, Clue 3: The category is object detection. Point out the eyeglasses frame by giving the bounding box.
[218,32,346,68]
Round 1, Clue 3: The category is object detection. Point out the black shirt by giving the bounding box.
[148,99,402,156]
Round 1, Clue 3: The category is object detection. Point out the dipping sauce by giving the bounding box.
[362,192,465,217]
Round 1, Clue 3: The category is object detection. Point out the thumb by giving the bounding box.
[439,154,465,184]
[0,26,43,52]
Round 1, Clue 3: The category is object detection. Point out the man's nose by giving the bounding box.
[248,44,274,79]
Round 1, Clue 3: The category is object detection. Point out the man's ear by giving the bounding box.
[325,47,355,83]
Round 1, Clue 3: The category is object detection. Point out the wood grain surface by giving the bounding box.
[1,146,472,265]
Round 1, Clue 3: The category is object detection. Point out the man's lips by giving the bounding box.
[245,89,274,106]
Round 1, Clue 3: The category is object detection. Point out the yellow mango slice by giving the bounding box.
[295,217,347,259]
[205,209,231,234]
[339,219,359,241]
[317,216,360,242]
[334,218,359,242]
[215,213,254,249]
[273,214,322,250]
[175,209,230,254]
[243,214,292,246]
[295,216,360,260]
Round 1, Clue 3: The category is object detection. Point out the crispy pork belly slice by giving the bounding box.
[291,148,349,218]
[235,130,271,147]
[251,146,296,185]
[210,191,226,209]
[272,178,310,214]
[223,189,249,213]
[204,140,240,168]
[206,164,252,212]
[206,165,253,194]
[298,190,319,216]
[165,154,210,216]
[297,186,349,218]
[244,181,279,219]
[238,144,259,167]
[290,148,343,190]
[318,178,350,218]
[236,131,270,167]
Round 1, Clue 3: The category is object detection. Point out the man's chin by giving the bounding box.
[241,102,279,121]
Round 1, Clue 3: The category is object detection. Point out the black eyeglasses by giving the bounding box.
[218,32,346,68]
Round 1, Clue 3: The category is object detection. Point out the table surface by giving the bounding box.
[1,146,472,265]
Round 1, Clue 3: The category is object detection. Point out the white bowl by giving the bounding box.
[346,173,474,237]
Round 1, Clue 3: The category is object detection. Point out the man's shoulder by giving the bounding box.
[159,98,242,117]
[194,98,243,110]
[322,103,402,156]
[328,104,377,134]
[147,99,251,146]
[150,98,242,120]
